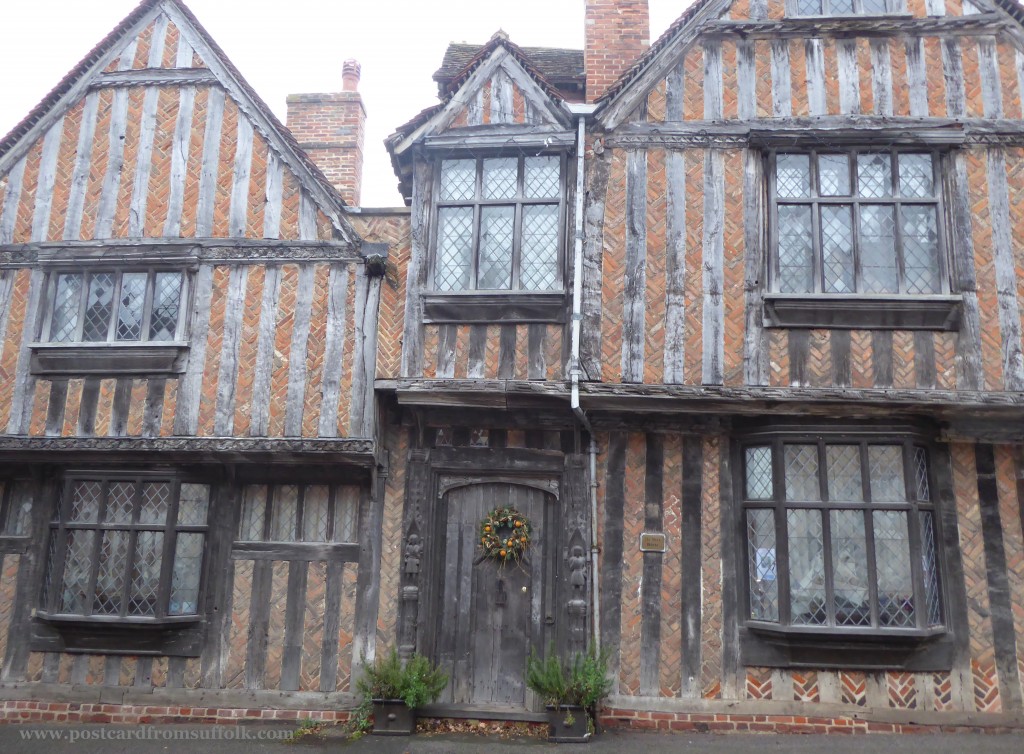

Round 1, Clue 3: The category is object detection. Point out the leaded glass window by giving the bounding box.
[770,151,945,296]
[433,155,564,292]
[42,474,208,620]
[237,484,359,544]
[741,436,943,633]
[45,269,187,343]
[790,0,899,15]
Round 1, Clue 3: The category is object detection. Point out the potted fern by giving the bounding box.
[356,649,448,736]
[526,647,612,743]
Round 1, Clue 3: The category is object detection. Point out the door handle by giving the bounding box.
[545,615,555,625]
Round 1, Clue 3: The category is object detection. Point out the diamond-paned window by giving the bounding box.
[237,483,359,544]
[44,269,186,343]
[771,150,945,296]
[43,474,209,621]
[790,0,898,15]
[0,479,33,536]
[740,435,944,635]
[433,155,564,291]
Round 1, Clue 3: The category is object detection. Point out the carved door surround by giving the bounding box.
[396,444,590,710]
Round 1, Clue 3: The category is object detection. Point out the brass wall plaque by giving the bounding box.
[639,532,666,552]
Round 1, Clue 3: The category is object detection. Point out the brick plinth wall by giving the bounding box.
[599,708,1021,735]
[285,60,365,206]
[585,0,650,102]
[0,701,352,725]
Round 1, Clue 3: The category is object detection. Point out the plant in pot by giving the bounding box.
[526,647,612,743]
[356,649,448,736]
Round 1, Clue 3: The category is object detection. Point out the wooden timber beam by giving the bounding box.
[91,68,219,88]
[702,13,1005,40]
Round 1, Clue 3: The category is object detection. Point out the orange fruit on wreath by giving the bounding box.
[499,549,507,557]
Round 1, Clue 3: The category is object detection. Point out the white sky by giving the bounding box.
[1,1,693,207]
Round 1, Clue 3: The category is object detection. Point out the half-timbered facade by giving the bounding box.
[0,0,384,716]
[1,0,1024,735]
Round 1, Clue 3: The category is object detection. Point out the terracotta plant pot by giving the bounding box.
[370,699,416,736]
[545,704,591,743]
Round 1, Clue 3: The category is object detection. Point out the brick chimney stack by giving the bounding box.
[585,0,650,103]
[286,59,366,206]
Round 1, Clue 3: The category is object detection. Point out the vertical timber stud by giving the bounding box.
[664,147,687,384]
[581,152,611,381]
[702,150,725,386]
[600,434,627,691]
[201,477,240,689]
[719,436,740,699]
[931,443,972,708]
[743,149,768,386]
[353,468,386,684]
[680,436,704,698]
[1,470,56,681]
[949,153,983,390]
[402,159,434,378]
[561,452,590,657]
[622,150,648,383]
[974,445,1023,709]
[639,434,664,696]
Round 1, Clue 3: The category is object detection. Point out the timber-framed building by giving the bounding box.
[1,0,1024,734]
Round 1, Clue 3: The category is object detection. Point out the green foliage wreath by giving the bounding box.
[479,506,531,564]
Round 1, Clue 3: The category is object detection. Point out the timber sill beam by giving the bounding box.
[605,119,1024,149]
[578,383,1024,420]
[91,68,219,88]
[702,13,1004,40]
[390,379,570,409]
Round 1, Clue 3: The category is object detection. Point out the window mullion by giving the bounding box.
[49,480,74,613]
[75,274,88,342]
[772,440,793,626]
[768,152,780,292]
[810,153,823,294]
[818,440,837,626]
[107,273,122,342]
[141,271,156,343]
[903,442,929,630]
[861,443,881,628]
[83,479,111,617]
[175,273,190,341]
[157,479,181,619]
[295,485,306,544]
[118,478,145,618]
[891,153,909,294]
[470,205,482,292]
[263,485,276,541]
[850,151,864,293]
[326,486,336,543]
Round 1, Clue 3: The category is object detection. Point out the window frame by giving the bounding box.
[40,266,190,345]
[30,264,193,376]
[786,0,904,16]
[38,471,209,627]
[733,425,960,670]
[428,152,568,295]
[767,149,950,298]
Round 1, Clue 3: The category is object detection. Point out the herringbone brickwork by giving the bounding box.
[263,560,289,689]
[601,149,626,382]
[224,560,252,689]
[840,671,868,706]
[746,667,772,700]
[700,436,722,698]
[0,555,19,666]
[887,672,918,709]
[301,561,326,692]
[933,671,955,711]
[792,671,820,703]
[789,39,808,117]
[644,149,667,384]
[196,265,230,436]
[660,434,683,697]
[995,445,1024,705]
[618,433,646,696]
[722,150,745,387]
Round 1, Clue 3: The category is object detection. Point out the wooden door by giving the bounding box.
[435,482,552,709]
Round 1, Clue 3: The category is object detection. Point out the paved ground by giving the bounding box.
[0,725,1022,752]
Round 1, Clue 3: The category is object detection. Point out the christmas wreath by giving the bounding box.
[479,506,531,564]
